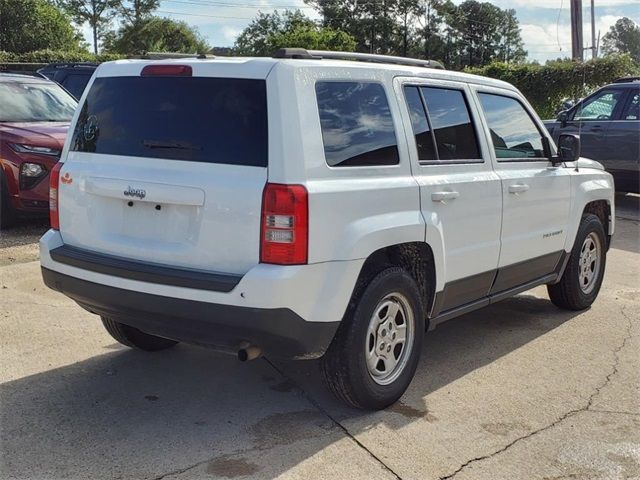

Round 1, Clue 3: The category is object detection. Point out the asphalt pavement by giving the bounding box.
[0,207,638,480]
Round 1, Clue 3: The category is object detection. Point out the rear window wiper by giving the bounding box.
[142,140,201,150]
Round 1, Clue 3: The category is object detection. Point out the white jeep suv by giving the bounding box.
[40,50,614,410]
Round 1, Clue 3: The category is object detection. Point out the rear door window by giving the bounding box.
[623,91,639,120]
[403,85,480,162]
[71,76,268,167]
[419,87,480,161]
[404,86,437,161]
[315,81,399,167]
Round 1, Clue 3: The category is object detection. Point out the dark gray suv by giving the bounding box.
[544,77,639,193]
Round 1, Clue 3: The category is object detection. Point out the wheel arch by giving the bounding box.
[564,177,615,252]
[348,242,438,326]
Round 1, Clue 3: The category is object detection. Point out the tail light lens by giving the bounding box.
[49,162,63,230]
[260,183,308,265]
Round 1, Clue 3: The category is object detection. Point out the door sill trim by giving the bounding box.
[428,273,559,331]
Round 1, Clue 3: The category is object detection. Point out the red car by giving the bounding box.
[0,74,77,229]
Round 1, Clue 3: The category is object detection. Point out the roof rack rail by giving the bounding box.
[273,48,445,70]
[40,62,99,69]
[613,76,640,83]
[136,52,215,60]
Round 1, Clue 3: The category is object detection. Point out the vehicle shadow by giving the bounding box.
[0,294,581,479]
[610,216,640,254]
[0,218,49,249]
[276,293,583,416]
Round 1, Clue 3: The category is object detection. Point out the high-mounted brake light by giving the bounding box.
[141,65,192,76]
[49,162,63,230]
[260,183,308,265]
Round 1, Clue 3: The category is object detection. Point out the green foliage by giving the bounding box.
[602,17,640,61]
[442,1,527,69]
[305,0,527,68]
[234,10,316,56]
[0,0,82,53]
[104,17,209,55]
[58,0,120,54]
[118,0,159,26]
[268,26,356,52]
[467,54,640,118]
[0,49,124,63]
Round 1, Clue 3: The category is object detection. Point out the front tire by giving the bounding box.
[101,317,178,351]
[547,213,607,310]
[0,171,15,230]
[321,267,425,410]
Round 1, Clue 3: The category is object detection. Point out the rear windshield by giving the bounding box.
[70,76,267,167]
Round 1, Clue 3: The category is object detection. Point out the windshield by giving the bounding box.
[0,81,77,122]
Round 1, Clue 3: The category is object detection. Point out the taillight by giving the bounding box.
[260,183,308,265]
[49,162,63,230]
[141,65,192,76]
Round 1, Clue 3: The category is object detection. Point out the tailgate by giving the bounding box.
[57,72,268,276]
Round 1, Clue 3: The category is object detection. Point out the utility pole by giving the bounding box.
[591,0,597,59]
[570,0,583,61]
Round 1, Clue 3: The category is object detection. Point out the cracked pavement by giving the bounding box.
[1,216,638,480]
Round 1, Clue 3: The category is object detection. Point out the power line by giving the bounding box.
[156,9,256,19]
[162,0,316,9]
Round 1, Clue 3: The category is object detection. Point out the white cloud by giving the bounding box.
[487,0,640,8]
[520,13,624,62]
[221,26,244,43]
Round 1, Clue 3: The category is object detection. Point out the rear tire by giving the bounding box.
[547,214,606,310]
[101,317,178,351]
[321,267,424,410]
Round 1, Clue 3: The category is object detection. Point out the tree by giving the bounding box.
[119,0,159,27]
[306,0,402,54]
[61,0,119,54]
[0,0,82,53]
[104,17,209,55]
[234,10,316,56]
[436,0,527,68]
[496,9,527,64]
[602,17,640,62]
[269,26,356,52]
[304,0,526,68]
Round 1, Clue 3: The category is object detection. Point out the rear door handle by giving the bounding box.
[431,191,460,202]
[508,183,530,194]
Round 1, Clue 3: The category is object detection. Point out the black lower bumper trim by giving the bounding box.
[42,268,339,359]
[49,244,242,292]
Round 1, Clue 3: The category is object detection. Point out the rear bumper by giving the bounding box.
[39,229,364,358]
[42,267,339,359]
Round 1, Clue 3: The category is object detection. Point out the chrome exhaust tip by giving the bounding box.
[238,345,262,362]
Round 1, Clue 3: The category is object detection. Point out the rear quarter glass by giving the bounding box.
[70,76,268,167]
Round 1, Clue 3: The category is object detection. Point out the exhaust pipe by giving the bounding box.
[238,345,262,362]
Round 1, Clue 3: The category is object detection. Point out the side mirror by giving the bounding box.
[557,110,569,127]
[558,133,581,162]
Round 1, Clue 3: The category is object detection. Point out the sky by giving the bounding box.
[86,0,640,63]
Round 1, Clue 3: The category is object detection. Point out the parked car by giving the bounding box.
[544,77,640,193]
[38,63,98,100]
[0,74,77,229]
[40,50,614,410]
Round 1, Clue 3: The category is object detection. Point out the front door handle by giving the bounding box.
[431,191,460,202]
[508,183,530,194]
